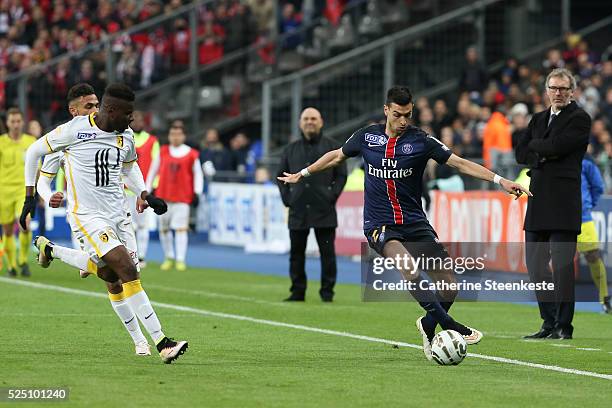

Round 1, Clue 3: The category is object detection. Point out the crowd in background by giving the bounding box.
[409,34,612,191]
[0,0,273,124]
[0,0,438,129]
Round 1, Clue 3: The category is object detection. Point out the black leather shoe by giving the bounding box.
[523,328,553,339]
[283,294,305,302]
[547,329,572,340]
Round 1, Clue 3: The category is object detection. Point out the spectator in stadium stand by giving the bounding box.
[516,68,591,340]
[279,2,302,50]
[509,103,529,149]
[482,106,512,169]
[458,45,488,101]
[199,128,234,180]
[229,132,250,175]
[276,107,347,302]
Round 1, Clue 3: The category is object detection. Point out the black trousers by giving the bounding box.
[289,227,337,299]
[525,230,577,334]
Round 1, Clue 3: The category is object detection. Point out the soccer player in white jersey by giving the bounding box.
[20,83,188,364]
[36,83,152,356]
[146,123,203,271]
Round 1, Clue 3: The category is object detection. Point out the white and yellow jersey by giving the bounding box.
[43,113,137,218]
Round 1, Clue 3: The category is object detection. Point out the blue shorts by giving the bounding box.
[365,221,449,264]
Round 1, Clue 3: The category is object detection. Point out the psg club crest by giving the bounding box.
[402,143,414,154]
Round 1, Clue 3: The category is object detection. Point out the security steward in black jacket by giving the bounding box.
[516,68,591,340]
[277,107,348,302]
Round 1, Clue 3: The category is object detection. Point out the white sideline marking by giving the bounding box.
[145,283,289,307]
[576,348,602,351]
[2,277,611,381]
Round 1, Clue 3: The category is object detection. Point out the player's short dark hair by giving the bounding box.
[104,83,135,102]
[386,86,413,106]
[67,83,95,103]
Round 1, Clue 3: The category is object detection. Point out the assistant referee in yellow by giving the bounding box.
[0,108,36,277]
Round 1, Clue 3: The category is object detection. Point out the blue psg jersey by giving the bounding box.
[341,124,452,229]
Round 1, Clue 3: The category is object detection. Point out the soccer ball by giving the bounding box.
[430,330,467,366]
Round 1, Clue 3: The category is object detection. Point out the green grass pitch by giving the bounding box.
[1,261,611,407]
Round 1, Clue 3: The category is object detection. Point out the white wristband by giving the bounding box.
[493,174,502,185]
[300,168,311,178]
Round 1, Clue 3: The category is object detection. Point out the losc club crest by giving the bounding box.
[402,143,414,154]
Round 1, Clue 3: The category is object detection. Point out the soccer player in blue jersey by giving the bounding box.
[278,86,531,360]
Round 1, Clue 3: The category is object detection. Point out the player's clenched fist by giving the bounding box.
[49,192,64,208]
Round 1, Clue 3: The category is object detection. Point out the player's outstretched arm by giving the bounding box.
[446,153,532,199]
[277,148,347,184]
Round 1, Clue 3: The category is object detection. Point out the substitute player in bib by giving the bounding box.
[0,108,36,277]
[21,83,188,364]
[36,83,154,356]
[577,156,611,313]
[278,86,531,360]
[128,111,160,267]
[146,123,203,272]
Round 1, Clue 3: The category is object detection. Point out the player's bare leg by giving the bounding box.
[102,245,188,363]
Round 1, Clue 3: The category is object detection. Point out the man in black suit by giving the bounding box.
[277,107,348,302]
[516,68,591,340]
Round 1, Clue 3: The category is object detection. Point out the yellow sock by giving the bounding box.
[589,259,609,303]
[0,236,4,270]
[18,231,32,266]
[3,234,16,269]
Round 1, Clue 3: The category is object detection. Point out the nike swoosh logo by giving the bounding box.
[144,312,154,320]
[368,143,383,147]
[124,317,135,325]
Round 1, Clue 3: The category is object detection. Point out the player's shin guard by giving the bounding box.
[52,244,98,274]
[3,233,16,269]
[175,230,188,263]
[109,290,148,345]
[122,279,165,344]
[589,259,609,303]
[18,230,32,265]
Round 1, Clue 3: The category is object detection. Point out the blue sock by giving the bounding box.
[422,300,453,332]
[409,276,456,330]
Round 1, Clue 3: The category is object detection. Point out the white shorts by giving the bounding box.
[159,202,190,231]
[68,212,140,271]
